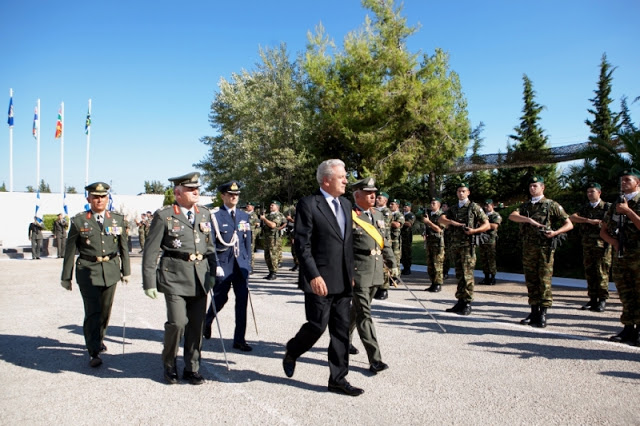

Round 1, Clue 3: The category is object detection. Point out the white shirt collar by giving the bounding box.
[530,196,543,204]
[626,191,639,201]
[589,199,601,207]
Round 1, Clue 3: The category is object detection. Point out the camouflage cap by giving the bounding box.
[378,191,390,199]
[169,172,201,188]
[351,177,377,192]
[586,182,601,190]
[529,175,544,184]
[218,180,241,194]
[620,168,640,179]
[85,181,110,196]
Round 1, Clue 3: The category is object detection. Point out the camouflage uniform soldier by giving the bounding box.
[421,198,445,293]
[245,202,261,273]
[569,183,612,312]
[137,213,148,252]
[261,200,286,280]
[438,183,489,315]
[441,202,451,279]
[509,175,573,328]
[388,199,405,266]
[600,168,640,346]
[285,204,299,271]
[478,199,502,285]
[373,192,392,300]
[400,202,416,275]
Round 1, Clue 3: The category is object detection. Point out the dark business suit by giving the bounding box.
[286,190,354,384]
[205,206,252,345]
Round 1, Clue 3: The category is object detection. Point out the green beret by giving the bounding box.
[485,199,494,205]
[351,177,377,192]
[457,182,469,189]
[529,175,544,184]
[270,200,281,206]
[432,197,442,203]
[218,180,241,194]
[85,181,110,195]
[390,199,400,205]
[404,202,412,207]
[378,191,389,199]
[246,201,256,207]
[586,182,601,190]
[620,168,640,179]
[169,172,201,188]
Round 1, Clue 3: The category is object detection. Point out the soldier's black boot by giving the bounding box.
[488,274,496,285]
[374,288,388,300]
[610,324,636,343]
[479,274,489,284]
[592,298,606,312]
[446,299,464,313]
[532,307,547,328]
[425,283,441,293]
[581,298,597,310]
[520,305,540,325]
[458,302,472,316]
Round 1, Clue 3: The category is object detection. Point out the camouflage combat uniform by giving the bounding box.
[425,209,446,286]
[263,210,286,274]
[518,198,569,307]
[444,201,488,302]
[577,200,612,301]
[377,205,392,290]
[478,210,502,276]
[247,209,261,271]
[400,210,416,273]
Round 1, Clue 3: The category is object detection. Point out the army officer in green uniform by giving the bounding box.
[61,182,131,368]
[348,178,398,374]
[142,172,216,385]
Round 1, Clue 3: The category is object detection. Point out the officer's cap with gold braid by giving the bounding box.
[85,181,110,196]
[169,172,201,188]
[351,177,377,192]
[218,180,241,194]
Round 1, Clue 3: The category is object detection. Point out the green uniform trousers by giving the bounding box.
[78,282,117,357]
[522,243,554,307]
[162,291,207,372]
[452,245,476,302]
[612,249,640,325]
[349,285,382,364]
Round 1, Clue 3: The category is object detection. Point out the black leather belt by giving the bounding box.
[354,248,381,256]
[79,252,118,262]
[163,251,204,262]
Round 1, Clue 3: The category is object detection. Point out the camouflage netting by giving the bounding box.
[448,141,625,173]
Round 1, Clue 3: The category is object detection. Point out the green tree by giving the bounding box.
[26,185,35,193]
[66,186,77,194]
[304,0,469,190]
[585,53,620,144]
[497,74,557,201]
[144,180,166,194]
[198,44,316,204]
[0,182,6,192]
[38,179,51,193]
[163,187,175,206]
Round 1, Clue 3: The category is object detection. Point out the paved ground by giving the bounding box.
[1,254,639,425]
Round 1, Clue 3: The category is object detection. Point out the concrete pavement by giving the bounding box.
[0,254,638,425]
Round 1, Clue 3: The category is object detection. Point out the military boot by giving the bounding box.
[425,283,441,293]
[458,302,472,316]
[520,305,540,325]
[531,307,548,328]
[592,298,606,312]
[610,325,636,343]
[446,299,464,313]
[488,274,496,285]
[479,274,489,284]
[581,298,597,310]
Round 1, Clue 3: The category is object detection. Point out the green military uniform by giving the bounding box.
[285,205,299,270]
[603,190,640,330]
[444,200,488,303]
[262,202,286,277]
[53,215,68,258]
[576,196,612,307]
[478,202,502,284]
[141,172,216,381]
[424,208,446,289]
[61,182,131,363]
[348,178,397,371]
[518,198,569,308]
[246,202,261,272]
[376,201,392,292]
[28,218,44,259]
[138,215,148,251]
[400,204,415,274]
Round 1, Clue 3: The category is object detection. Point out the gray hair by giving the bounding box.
[316,159,345,185]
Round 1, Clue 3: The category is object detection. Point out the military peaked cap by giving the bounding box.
[218,180,241,194]
[85,181,110,195]
[169,172,201,188]
[351,177,377,191]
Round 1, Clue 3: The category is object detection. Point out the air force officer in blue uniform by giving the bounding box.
[204,181,253,351]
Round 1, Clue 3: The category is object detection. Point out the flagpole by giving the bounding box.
[85,99,91,187]
[36,99,41,189]
[8,88,14,192]
[60,102,64,195]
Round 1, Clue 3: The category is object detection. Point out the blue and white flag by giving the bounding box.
[63,191,69,216]
[7,96,14,127]
[108,192,115,211]
[34,191,42,221]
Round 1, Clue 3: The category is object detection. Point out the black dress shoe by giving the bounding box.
[425,283,441,292]
[100,343,107,353]
[183,370,205,385]
[349,344,359,355]
[283,352,296,378]
[164,365,179,384]
[373,289,388,300]
[328,380,364,396]
[233,342,253,352]
[369,361,389,374]
[89,356,102,368]
[203,323,212,339]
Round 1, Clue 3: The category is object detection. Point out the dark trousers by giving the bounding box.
[205,262,249,344]
[31,238,42,259]
[286,292,351,385]
[78,282,117,356]
[55,235,66,257]
[163,290,207,372]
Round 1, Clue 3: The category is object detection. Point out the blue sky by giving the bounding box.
[2,0,638,195]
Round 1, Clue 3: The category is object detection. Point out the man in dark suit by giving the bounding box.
[204,181,253,351]
[282,159,364,397]
[142,172,216,385]
[61,182,131,368]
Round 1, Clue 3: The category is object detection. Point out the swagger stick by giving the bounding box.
[209,290,230,370]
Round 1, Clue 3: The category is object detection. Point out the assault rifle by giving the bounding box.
[615,194,626,258]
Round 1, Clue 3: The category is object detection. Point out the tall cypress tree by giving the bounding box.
[585,53,620,143]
